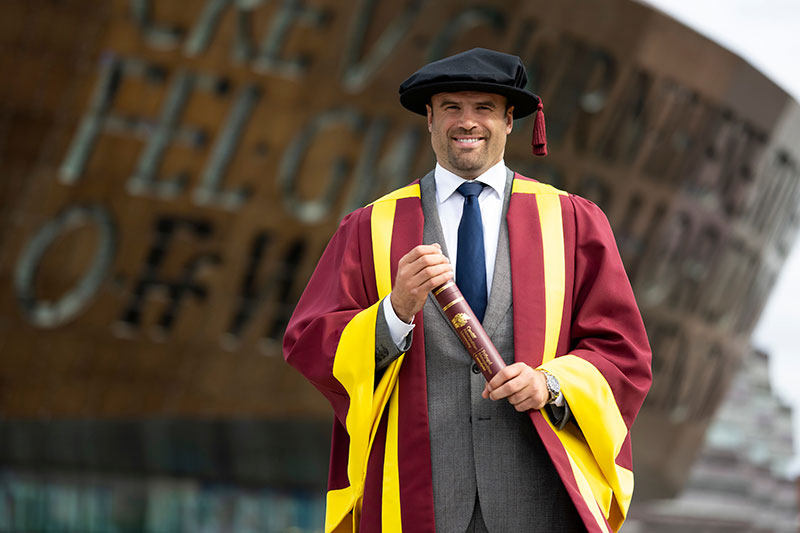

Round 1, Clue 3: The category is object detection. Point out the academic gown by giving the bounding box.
[283,173,652,533]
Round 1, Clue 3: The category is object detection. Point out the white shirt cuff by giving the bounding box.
[382,296,415,348]
[554,391,565,407]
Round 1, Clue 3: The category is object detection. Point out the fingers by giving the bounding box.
[404,257,452,286]
[399,243,446,265]
[391,244,453,322]
[485,362,524,394]
[398,244,447,271]
[506,390,539,412]
[399,246,452,285]
[482,363,548,411]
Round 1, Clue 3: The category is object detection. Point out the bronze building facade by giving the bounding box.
[1,0,799,530]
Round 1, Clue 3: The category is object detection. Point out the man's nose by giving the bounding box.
[456,110,479,130]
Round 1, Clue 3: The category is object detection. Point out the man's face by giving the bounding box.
[426,91,513,180]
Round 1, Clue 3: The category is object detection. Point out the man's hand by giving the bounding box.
[390,243,453,323]
[481,363,549,412]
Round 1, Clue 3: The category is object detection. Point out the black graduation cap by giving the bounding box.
[398,48,548,156]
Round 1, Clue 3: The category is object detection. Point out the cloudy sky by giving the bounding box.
[639,0,800,463]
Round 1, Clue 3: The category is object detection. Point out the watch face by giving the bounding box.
[546,373,560,400]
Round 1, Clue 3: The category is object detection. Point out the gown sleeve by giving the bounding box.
[282,207,378,425]
[560,195,652,426]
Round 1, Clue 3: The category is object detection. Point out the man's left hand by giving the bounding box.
[482,363,549,412]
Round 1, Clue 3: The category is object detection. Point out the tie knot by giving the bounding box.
[457,181,484,199]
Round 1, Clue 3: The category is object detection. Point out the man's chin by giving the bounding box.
[451,160,487,175]
[447,154,486,172]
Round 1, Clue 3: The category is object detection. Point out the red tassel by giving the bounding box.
[532,100,547,156]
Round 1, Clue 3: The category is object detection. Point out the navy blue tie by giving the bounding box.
[456,181,487,322]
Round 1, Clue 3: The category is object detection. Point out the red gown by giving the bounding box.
[283,174,652,533]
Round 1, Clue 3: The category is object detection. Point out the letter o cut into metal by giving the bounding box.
[14,205,116,328]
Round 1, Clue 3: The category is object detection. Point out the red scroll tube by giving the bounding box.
[431,281,506,381]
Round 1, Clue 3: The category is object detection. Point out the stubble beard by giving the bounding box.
[443,130,492,175]
[446,145,487,174]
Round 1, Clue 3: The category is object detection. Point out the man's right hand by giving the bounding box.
[390,243,453,323]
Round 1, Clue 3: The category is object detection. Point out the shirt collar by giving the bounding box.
[434,160,507,205]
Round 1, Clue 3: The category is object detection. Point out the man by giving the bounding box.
[284,48,652,533]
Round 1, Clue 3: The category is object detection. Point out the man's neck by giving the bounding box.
[433,161,507,204]
[437,160,503,182]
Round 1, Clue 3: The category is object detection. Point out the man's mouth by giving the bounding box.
[453,137,483,146]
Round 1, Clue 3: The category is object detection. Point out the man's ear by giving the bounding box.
[426,104,433,133]
[506,105,514,134]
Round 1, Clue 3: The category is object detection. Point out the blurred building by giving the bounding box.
[1,0,799,531]
[627,348,799,532]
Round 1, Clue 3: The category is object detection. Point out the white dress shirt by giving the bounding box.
[383,160,508,344]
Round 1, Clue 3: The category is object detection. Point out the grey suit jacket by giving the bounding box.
[377,170,583,532]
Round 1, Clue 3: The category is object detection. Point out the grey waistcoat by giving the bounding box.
[419,170,582,533]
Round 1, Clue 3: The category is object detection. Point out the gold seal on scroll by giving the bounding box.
[451,313,469,328]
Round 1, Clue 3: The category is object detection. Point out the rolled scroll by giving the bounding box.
[431,280,506,381]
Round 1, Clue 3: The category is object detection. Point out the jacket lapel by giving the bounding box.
[420,172,454,330]
[420,171,448,256]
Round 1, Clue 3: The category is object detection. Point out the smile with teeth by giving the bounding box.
[454,137,483,144]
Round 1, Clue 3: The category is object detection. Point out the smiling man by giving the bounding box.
[427,91,511,179]
[284,48,652,533]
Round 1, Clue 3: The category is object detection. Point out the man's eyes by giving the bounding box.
[442,105,494,111]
